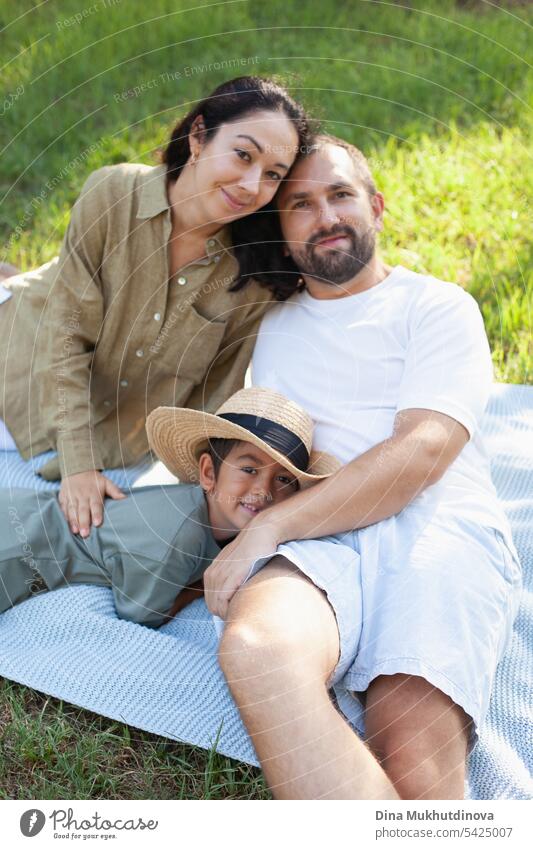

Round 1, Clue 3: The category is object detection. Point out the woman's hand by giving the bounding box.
[203,520,281,620]
[59,470,126,537]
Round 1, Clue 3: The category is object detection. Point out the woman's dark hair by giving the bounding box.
[162,76,314,301]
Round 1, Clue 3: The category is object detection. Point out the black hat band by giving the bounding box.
[218,413,309,471]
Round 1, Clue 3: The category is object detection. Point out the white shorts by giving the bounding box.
[246,512,522,755]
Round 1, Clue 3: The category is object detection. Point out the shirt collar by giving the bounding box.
[137,164,234,266]
[136,164,170,220]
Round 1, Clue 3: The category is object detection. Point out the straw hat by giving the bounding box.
[145,387,341,489]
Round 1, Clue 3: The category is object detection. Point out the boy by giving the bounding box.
[0,388,338,628]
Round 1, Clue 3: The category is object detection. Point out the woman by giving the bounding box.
[0,76,309,537]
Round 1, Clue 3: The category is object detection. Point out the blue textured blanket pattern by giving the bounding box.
[0,383,531,799]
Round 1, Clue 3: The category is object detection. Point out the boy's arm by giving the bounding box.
[203,407,469,618]
[164,578,205,620]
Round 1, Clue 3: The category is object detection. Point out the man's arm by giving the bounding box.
[267,407,468,542]
[203,407,469,618]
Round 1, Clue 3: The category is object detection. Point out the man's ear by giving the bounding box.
[371,191,385,232]
[198,452,216,492]
[188,114,207,161]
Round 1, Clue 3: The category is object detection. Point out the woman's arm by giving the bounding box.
[37,169,110,479]
[37,169,127,534]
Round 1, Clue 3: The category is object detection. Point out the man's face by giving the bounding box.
[277,144,384,286]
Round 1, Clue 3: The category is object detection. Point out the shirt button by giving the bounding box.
[177,276,187,286]
[207,239,216,247]
[103,400,111,407]
[120,379,128,387]
[153,312,161,321]
[136,349,144,357]
[214,255,221,263]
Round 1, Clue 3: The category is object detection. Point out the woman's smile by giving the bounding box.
[220,186,249,210]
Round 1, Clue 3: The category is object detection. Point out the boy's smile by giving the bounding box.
[198,442,299,541]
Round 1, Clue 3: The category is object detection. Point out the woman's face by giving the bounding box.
[190,109,300,223]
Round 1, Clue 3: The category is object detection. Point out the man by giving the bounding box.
[202,135,522,800]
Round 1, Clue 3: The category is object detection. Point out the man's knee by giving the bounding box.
[218,556,339,686]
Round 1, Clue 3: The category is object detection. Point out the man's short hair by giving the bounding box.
[301,133,377,198]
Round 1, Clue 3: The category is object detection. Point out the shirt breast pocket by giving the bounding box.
[154,301,227,385]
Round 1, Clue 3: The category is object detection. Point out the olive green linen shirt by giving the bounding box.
[0,163,273,480]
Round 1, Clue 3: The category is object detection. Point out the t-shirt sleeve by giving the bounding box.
[396,285,493,438]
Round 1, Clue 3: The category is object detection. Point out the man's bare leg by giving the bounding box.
[218,557,400,800]
[363,673,472,799]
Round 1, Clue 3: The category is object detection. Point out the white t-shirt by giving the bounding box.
[252,265,516,552]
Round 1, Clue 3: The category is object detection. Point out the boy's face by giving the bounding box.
[199,441,299,540]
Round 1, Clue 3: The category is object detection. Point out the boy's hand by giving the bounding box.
[203,521,281,619]
[59,470,126,537]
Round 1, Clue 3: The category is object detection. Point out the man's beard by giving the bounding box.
[290,223,376,285]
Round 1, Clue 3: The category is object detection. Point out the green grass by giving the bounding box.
[0,679,270,799]
[1,0,531,380]
[0,0,531,799]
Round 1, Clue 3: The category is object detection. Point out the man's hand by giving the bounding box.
[203,520,281,619]
[59,470,126,537]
